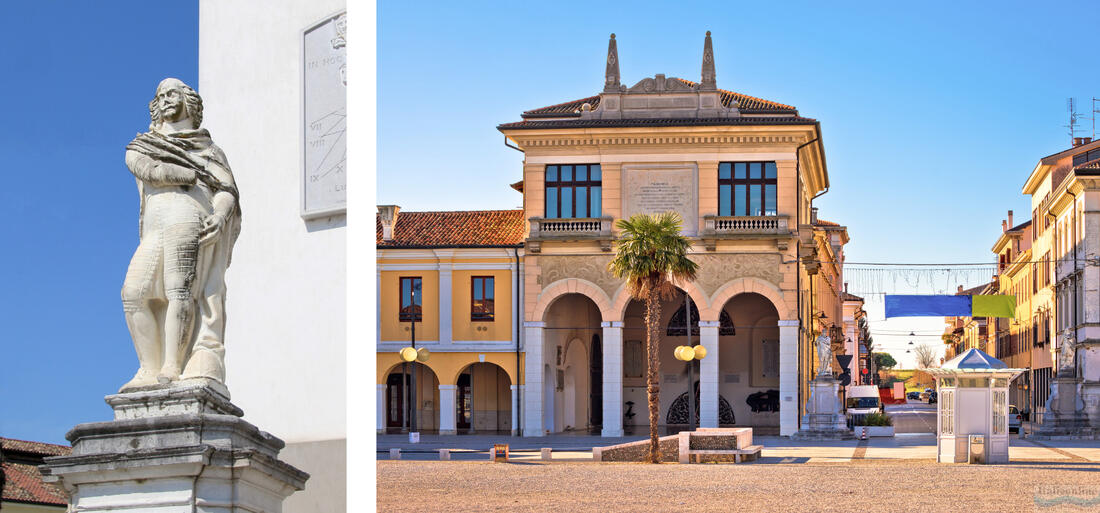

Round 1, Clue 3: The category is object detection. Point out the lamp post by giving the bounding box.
[674,288,708,433]
[399,285,430,440]
[684,292,693,430]
[398,345,430,439]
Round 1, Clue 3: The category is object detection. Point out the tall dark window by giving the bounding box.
[545,164,602,219]
[399,277,422,322]
[718,162,777,216]
[471,276,495,321]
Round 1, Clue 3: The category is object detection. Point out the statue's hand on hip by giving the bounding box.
[199,213,226,244]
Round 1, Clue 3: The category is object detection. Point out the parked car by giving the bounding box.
[1009,405,1021,433]
[907,391,920,400]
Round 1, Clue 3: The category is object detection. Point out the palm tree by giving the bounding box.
[608,212,698,463]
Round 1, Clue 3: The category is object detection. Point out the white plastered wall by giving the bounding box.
[198,1,346,512]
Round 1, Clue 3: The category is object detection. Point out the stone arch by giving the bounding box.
[443,354,519,387]
[380,359,442,385]
[610,279,710,322]
[532,278,614,322]
[705,277,790,321]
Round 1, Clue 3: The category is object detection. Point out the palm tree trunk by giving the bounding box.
[645,286,662,463]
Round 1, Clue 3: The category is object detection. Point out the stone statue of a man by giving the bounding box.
[1058,329,1076,377]
[119,78,241,392]
[815,332,832,378]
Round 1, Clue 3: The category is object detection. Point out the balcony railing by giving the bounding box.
[699,215,793,250]
[705,215,789,233]
[527,216,613,252]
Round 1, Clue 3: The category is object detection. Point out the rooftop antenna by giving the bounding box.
[1067,98,1081,146]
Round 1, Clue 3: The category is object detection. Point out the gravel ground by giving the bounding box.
[376,460,1100,512]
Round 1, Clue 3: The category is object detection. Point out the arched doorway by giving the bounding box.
[384,362,440,433]
[454,362,512,433]
[719,292,781,430]
[622,287,719,432]
[543,292,602,433]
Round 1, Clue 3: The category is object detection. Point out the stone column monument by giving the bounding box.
[41,78,308,511]
[1036,330,1095,438]
[792,331,853,440]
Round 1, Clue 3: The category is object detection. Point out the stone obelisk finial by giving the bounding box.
[700,30,716,91]
[603,33,620,93]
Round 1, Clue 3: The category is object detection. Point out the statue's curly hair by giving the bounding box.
[148,78,203,130]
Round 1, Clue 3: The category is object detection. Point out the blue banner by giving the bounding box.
[884,295,971,317]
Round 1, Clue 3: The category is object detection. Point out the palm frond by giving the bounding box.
[608,212,699,300]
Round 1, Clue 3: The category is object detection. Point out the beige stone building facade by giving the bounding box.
[496,33,852,437]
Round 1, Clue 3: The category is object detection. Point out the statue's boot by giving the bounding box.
[120,367,158,392]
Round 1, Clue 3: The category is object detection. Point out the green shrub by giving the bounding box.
[855,412,893,427]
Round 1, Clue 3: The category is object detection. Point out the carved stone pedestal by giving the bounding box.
[1034,378,1100,439]
[791,375,853,440]
[41,384,308,512]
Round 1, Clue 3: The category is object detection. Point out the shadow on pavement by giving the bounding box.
[756,457,810,464]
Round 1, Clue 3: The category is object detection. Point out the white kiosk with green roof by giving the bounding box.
[926,348,1026,464]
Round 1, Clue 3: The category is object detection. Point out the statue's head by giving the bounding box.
[148,78,203,131]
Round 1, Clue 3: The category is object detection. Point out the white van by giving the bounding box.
[846,385,882,424]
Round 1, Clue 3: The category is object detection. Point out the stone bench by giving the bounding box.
[684,445,763,463]
[678,427,758,464]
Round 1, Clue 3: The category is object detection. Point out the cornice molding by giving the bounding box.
[512,133,808,149]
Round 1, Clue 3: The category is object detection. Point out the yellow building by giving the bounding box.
[377,32,855,437]
[991,214,1052,413]
[375,208,526,435]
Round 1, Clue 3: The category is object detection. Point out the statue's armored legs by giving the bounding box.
[120,239,163,391]
[159,228,200,383]
[159,297,194,382]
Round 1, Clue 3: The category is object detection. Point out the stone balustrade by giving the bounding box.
[704,214,789,234]
[700,214,793,251]
[527,216,614,252]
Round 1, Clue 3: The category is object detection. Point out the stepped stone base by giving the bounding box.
[792,376,854,440]
[1033,378,1100,439]
[41,384,308,512]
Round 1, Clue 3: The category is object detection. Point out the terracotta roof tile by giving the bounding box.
[2,438,71,506]
[521,95,601,118]
[1,439,70,457]
[499,116,818,130]
[520,78,796,118]
[814,219,841,227]
[841,291,864,302]
[377,210,525,248]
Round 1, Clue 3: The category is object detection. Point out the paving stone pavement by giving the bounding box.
[377,432,1100,463]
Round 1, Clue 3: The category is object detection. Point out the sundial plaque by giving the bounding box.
[302,11,347,218]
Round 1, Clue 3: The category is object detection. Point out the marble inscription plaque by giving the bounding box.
[302,12,347,217]
[623,166,697,233]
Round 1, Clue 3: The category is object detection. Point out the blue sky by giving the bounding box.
[379,1,1100,367]
[0,1,198,444]
[2,2,1097,444]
